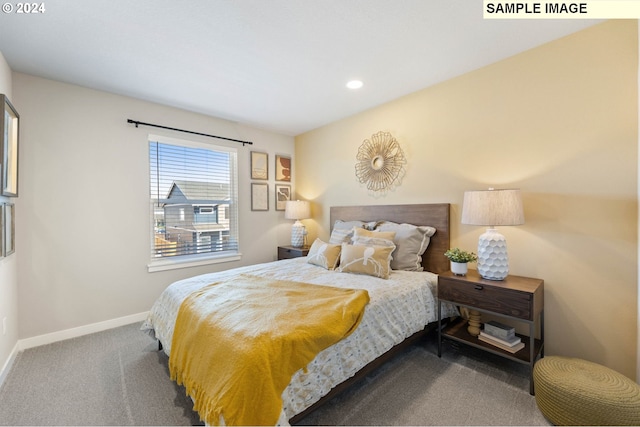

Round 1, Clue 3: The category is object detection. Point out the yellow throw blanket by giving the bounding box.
[169,274,370,426]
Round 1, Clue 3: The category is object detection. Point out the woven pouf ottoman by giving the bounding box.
[533,356,640,425]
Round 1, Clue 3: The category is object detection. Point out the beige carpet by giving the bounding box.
[298,337,550,425]
[0,322,550,426]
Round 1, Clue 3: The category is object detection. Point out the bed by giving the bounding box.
[141,203,458,426]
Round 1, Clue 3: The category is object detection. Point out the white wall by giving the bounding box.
[12,73,294,340]
[0,51,19,383]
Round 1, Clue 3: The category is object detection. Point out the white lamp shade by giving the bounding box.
[461,189,524,226]
[285,200,310,220]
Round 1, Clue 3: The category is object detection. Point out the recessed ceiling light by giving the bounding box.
[346,80,363,89]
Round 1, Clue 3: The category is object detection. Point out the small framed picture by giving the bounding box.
[250,151,268,180]
[251,183,269,211]
[3,203,13,256]
[1,94,19,197]
[275,155,291,182]
[275,184,291,211]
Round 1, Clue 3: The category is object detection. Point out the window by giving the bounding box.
[148,135,239,271]
[194,205,218,224]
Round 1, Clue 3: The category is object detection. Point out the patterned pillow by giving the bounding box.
[306,238,341,270]
[338,243,394,279]
[328,220,377,244]
[375,221,436,271]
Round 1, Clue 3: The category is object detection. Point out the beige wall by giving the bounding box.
[12,73,295,340]
[296,21,638,379]
[0,52,18,381]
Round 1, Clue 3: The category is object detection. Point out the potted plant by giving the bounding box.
[444,248,477,276]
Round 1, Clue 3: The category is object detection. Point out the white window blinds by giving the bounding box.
[149,136,239,260]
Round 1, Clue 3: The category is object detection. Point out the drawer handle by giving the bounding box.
[474,285,484,291]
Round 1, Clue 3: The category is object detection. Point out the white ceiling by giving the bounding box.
[0,1,601,136]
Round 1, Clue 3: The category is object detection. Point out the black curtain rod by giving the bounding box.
[127,119,253,146]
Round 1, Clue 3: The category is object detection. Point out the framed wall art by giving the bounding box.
[275,184,291,211]
[275,155,291,182]
[250,151,268,180]
[251,183,269,211]
[1,94,19,197]
[3,203,13,256]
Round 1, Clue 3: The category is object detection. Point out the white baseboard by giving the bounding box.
[0,341,19,388]
[18,311,149,350]
[0,312,149,389]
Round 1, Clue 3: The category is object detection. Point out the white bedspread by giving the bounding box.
[141,258,458,424]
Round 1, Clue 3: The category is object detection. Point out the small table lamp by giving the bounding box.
[285,200,310,248]
[461,188,524,280]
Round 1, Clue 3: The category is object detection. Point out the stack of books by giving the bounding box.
[478,320,525,353]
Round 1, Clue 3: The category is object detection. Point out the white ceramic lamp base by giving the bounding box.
[290,220,306,247]
[477,228,509,280]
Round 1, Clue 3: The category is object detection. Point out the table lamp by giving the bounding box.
[461,188,524,280]
[285,200,310,247]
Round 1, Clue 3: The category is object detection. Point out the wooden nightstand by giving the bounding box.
[437,270,544,394]
[277,246,309,260]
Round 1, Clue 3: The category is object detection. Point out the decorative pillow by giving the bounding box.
[328,220,378,244]
[375,221,436,271]
[352,235,396,250]
[338,243,394,279]
[306,238,341,270]
[352,227,396,244]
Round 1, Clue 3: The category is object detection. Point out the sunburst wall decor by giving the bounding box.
[355,131,406,192]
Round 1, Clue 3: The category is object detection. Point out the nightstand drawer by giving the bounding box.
[278,246,309,260]
[439,278,533,320]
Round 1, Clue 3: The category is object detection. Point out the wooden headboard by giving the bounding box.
[329,203,450,274]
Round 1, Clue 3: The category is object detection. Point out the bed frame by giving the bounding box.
[290,203,450,424]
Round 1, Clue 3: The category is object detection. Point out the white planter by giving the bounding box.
[450,261,468,276]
